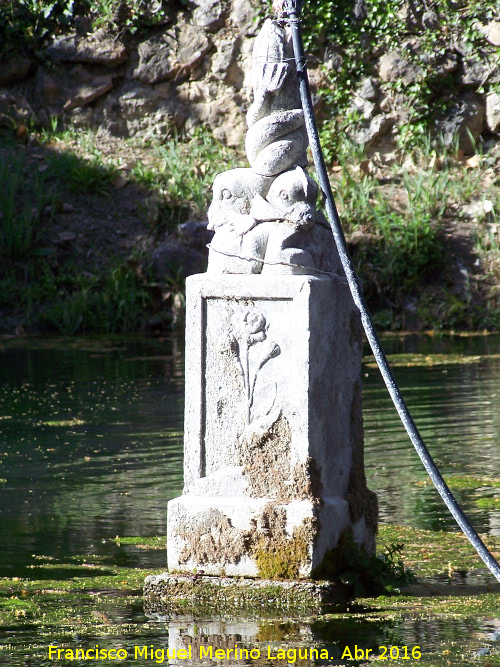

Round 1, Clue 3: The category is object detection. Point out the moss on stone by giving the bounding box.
[254,532,310,580]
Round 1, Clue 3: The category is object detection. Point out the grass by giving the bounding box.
[131,128,240,232]
[0,125,237,334]
[305,0,500,160]
[0,248,158,335]
[47,150,117,196]
[2,117,500,333]
[330,133,500,330]
[36,260,155,334]
[0,149,54,260]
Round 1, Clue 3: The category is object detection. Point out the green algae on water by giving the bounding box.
[2,525,500,667]
[363,352,500,369]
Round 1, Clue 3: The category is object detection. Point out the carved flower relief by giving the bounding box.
[227,308,281,426]
[233,310,266,347]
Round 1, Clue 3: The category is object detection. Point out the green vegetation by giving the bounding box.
[330,137,500,330]
[334,142,445,312]
[363,351,500,368]
[302,0,500,155]
[0,149,54,261]
[418,474,500,514]
[2,119,500,332]
[47,150,117,196]
[0,0,188,57]
[2,1,500,331]
[111,535,167,549]
[3,114,500,333]
[1,254,154,335]
[254,532,310,581]
[312,530,415,597]
[2,525,500,666]
[132,127,239,231]
[380,523,500,579]
[0,125,237,334]
[295,0,500,329]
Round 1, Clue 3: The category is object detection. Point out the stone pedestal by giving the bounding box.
[167,274,377,578]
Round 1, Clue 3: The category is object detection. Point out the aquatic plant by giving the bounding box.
[312,530,416,597]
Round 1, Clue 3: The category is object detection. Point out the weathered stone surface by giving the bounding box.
[207,165,340,275]
[36,68,68,115]
[479,21,500,47]
[358,77,378,101]
[351,94,376,120]
[432,51,458,79]
[0,1,496,152]
[421,9,439,29]
[131,22,210,84]
[486,92,500,133]
[230,0,260,33]
[152,238,208,281]
[246,109,308,176]
[164,11,376,584]
[63,73,113,111]
[396,0,420,29]
[131,31,176,84]
[378,51,423,85]
[245,19,307,176]
[35,65,113,115]
[461,57,494,87]
[44,30,127,66]
[437,93,485,154]
[144,577,343,615]
[93,81,186,137]
[167,275,377,577]
[193,0,230,31]
[0,90,37,128]
[352,114,393,148]
[0,55,35,86]
[193,94,246,146]
[212,38,242,86]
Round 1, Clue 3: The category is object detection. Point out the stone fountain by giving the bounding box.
[147,15,377,591]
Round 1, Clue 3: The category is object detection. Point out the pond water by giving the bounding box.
[1,333,500,666]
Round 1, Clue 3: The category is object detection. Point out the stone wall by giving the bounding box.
[0,0,262,147]
[2,1,500,156]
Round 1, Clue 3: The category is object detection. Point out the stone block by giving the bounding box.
[167,274,377,578]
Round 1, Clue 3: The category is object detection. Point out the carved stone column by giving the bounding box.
[167,274,377,578]
[165,12,377,580]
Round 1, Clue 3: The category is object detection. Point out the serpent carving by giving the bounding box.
[207,17,340,276]
[245,19,308,177]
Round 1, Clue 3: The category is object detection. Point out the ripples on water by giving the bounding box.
[1,333,500,666]
[0,337,185,575]
[1,334,500,567]
[363,334,500,534]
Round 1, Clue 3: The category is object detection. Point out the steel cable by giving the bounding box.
[283,0,500,582]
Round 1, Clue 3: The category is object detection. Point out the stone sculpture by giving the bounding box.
[165,14,377,581]
[207,17,340,277]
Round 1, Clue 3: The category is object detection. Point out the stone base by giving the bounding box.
[167,274,378,578]
[144,573,346,617]
[167,494,357,578]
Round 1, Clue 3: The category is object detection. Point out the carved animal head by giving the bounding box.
[266,166,318,210]
[265,167,318,229]
[207,169,272,230]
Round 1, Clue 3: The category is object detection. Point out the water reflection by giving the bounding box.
[2,333,500,666]
[2,334,500,566]
[137,612,499,666]
[362,335,500,534]
[0,337,185,576]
